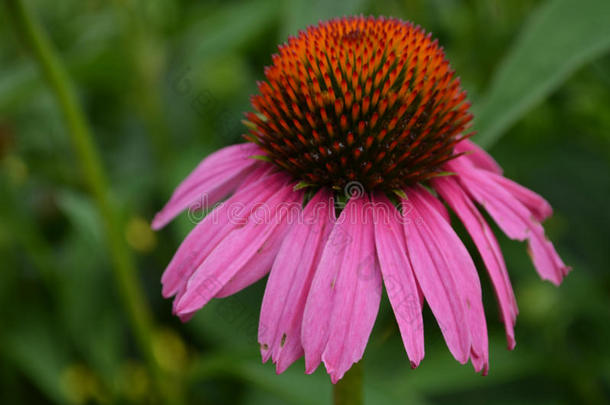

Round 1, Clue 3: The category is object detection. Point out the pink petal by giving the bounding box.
[449,160,570,285]
[433,176,518,350]
[174,182,302,316]
[454,139,503,175]
[258,190,335,373]
[406,186,488,373]
[213,223,288,298]
[454,152,552,221]
[160,169,285,299]
[372,193,424,367]
[215,176,305,297]
[493,175,552,222]
[401,190,469,365]
[302,196,382,383]
[152,143,263,229]
[415,187,450,223]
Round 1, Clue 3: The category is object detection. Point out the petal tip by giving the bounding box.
[304,365,318,375]
[260,344,272,363]
[177,311,195,323]
[329,373,342,385]
[161,285,175,299]
[151,214,166,230]
[304,356,320,375]
[174,295,201,317]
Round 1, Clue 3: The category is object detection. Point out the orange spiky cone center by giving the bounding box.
[245,16,473,192]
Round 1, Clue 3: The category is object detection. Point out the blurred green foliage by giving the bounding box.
[1,0,609,404]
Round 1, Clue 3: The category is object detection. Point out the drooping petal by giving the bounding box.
[449,160,570,285]
[406,186,489,373]
[152,143,263,229]
[453,149,552,222]
[215,181,305,297]
[402,195,469,364]
[258,190,334,373]
[160,169,284,299]
[433,176,518,350]
[372,194,424,367]
[454,139,503,175]
[302,196,382,383]
[213,223,289,298]
[492,175,553,222]
[174,182,303,316]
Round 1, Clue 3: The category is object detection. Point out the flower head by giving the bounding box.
[153,16,569,383]
[245,17,471,191]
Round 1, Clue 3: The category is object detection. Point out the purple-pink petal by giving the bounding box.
[160,169,285,299]
[493,175,553,222]
[302,196,382,383]
[402,193,470,364]
[454,139,503,175]
[415,187,450,223]
[152,143,263,230]
[372,193,425,367]
[433,176,517,350]
[408,186,488,373]
[174,180,302,316]
[449,159,570,285]
[258,190,335,373]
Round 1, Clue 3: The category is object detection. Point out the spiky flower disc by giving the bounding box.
[245,16,473,192]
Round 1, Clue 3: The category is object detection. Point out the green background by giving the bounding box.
[1,0,609,404]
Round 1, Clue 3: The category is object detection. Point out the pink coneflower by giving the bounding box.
[153,16,569,383]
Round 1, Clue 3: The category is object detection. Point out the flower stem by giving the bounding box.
[4,0,176,403]
[334,362,364,405]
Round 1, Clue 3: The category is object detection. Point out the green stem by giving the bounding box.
[334,362,364,405]
[4,0,175,403]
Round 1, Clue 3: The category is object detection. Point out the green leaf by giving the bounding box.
[56,190,104,248]
[473,0,610,148]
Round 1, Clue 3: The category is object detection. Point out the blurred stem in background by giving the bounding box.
[333,361,363,405]
[111,0,175,166]
[3,0,179,403]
